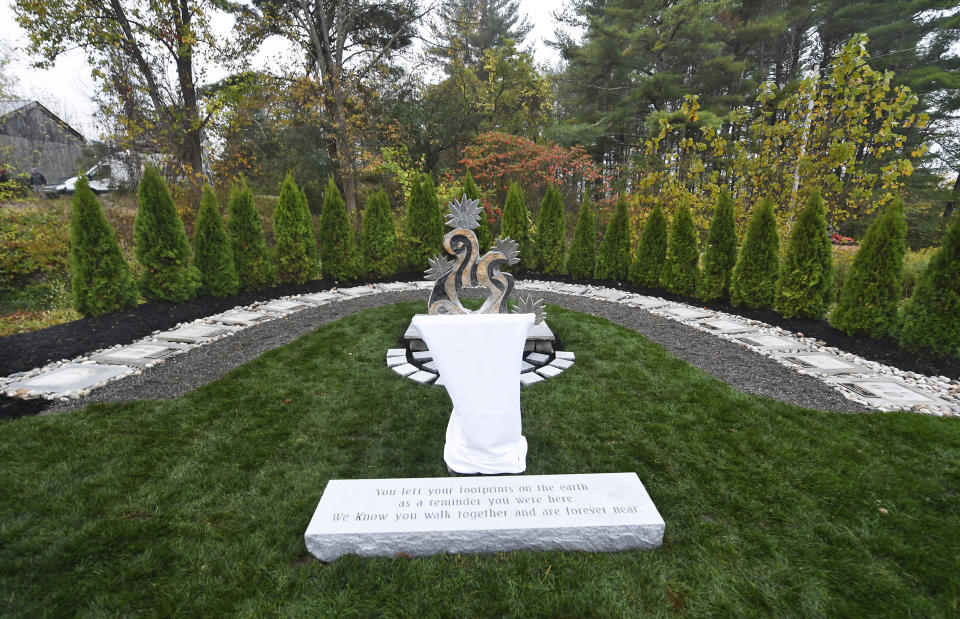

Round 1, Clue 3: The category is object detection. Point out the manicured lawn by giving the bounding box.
[1,302,958,616]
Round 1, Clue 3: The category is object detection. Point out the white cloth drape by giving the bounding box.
[411,313,535,474]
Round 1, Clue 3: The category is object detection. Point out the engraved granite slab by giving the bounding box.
[92,342,185,366]
[296,292,343,304]
[773,352,867,375]
[829,379,945,406]
[733,333,807,351]
[259,300,309,314]
[212,310,271,326]
[304,473,664,561]
[661,306,714,321]
[337,285,378,297]
[590,288,629,302]
[698,318,753,334]
[624,296,669,309]
[156,324,231,343]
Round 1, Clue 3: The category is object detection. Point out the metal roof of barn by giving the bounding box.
[0,100,85,140]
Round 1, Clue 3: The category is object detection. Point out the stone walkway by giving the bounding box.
[2,280,958,417]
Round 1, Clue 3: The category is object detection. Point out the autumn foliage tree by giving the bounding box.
[193,184,239,297]
[69,175,138,316]
[566,194,596,278]
[134,166,200,302]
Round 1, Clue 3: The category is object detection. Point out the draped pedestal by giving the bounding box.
[411,313,535,474]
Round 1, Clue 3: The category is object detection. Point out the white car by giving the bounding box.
[45,162,122,196]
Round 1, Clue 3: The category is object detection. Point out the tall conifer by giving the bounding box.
[566,195,596,278]
[404,173,444,270]
[730,198,780,309]
[227,178,274,291]
[660,201,699,295]
[629,203,668,288]
[463,170,492,252]
[193,184,239,297]
[501,182,533,266]
[699,190,738,301]
[360,188,398,278]
[594,195,631,280]
[134,165,200,301]
[70,175,138,316]
[776,189,834,319]
[319,176,359,281]
[830,199,906,337]
[274,173,318,284]
[536,185,566,273]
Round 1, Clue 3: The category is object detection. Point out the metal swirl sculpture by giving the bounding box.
[426,195,545,323]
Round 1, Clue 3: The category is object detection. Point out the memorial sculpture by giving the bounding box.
[413,195,545,474]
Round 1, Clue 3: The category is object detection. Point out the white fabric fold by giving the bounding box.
[411,313,535,474]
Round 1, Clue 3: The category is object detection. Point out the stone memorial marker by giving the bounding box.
[8,363,131,394]
[156,324,230,344]
[624,296,669,309]
[733,333,805,351]
[661,306,714,321]
[259,300,308,314]
[699,318,753,334]
[297,292,342,304]
[832,379,943,406]
[304,472,664,562]
[213,310,271,326]
[338,285,378,297]
[774,352,866,375]
[92,342,184,366]
[591,288,629,302]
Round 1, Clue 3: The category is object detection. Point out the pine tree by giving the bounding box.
[404,173,444,271]
[776,189,834,319]
[699,190,738,301]
[501,181,533,266]
[134,165,200,302]
[659,200,699,295]
[360,188,398,278]
[594,194,631,281]
[898,213,960,357]
[227,178,274,291]
[274,173,318,284]
[566,194,596,278]
[319,176,360,281]
[463,169,492,252]
[830,199,907,337]
[629,203,668,288]
[536,185,566,273]
[193,184,239,297]
[69,175,138,316]
[730,198,780,309]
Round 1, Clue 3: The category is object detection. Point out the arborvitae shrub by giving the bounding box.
[776,189,834,319]
[501,182,533,266]
[830,199,906,337]
[319,177,360,281]
[274,173,318,284]
[629,203,667,288]
[898,213,960,357]
[699,190,738,301]
[730,197,780,309]
[227,178,274,291]
[360,188,398,279]
[463,170,492,252]
[134,165,200,302]
[193,184,239,297]
[404,173,444,271]
[566,195,596,278]
[594,194,631,281]
[536,185,566,274]
[659,200,699,295]
[70,175,138,316]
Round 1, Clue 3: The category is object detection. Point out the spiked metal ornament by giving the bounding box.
[445,194,483,230]
[516,294,547,324]
[495,237,521,265]
[425,254,455,281]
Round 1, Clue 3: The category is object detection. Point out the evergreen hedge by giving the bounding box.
[699,190,738,301]
[134,165,200,302]
[566,195,596,279]
[830,199,906,337]
[319,177,360,281]
[628,203,667,288]
[501,182,533,266]
[193,184,239,297]
[536,185,566,274]
[463,170,492,252]
[730,198,780,309]
[360,188,398,279]
[227,178,274,291]
[69,175,138,316]
[659,200,699,295]
[404,173,444,271]
[594,195,632,281]
[775,189,834,319]
[898,213,960,357]
[274,173,318,284]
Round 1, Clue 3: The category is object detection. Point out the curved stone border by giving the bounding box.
[1,280,958,417]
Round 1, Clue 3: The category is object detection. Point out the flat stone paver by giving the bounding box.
[7,363,131,395]
[92,342,185,366]
[156,324,231,344]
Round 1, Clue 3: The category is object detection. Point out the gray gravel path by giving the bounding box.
[45,289,868,415]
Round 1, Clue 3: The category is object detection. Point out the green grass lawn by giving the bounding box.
[2,302,958,616]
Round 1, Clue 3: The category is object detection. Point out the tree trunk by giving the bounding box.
[945,172,960,218]
[329,85,357,214]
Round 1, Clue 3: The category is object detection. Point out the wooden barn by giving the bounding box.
[0,100,85,182]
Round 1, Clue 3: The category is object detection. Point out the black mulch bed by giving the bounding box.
[2,271,957,421]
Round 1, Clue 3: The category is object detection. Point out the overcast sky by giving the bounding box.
[0,0,569,139]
